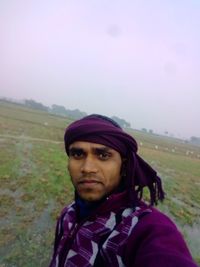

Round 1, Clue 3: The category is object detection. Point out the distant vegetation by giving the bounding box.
[24,99,49,112]
[50,104,87,119]
[1,97,131,128]
[1,97,200,144]
[190,136,200,146]
[111,115,131,128]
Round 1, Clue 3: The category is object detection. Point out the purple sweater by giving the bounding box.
[49,191,198,267]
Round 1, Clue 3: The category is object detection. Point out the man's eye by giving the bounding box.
[70,151,84,159]
[98,152,110,160]
[74,153,82,158]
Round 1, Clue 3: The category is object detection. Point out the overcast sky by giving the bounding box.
[0,0,200,139]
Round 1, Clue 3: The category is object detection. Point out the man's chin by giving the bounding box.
[78,192,104,202]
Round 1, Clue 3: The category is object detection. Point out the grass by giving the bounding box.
[0,100,200,266]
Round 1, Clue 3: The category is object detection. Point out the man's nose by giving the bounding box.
[81,157,98,173]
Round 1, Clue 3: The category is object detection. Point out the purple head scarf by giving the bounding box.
[64,114,165,205]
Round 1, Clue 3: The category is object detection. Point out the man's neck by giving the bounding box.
[75,193,106,221]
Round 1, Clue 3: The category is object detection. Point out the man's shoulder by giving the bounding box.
[128,203,183,246]
[135,202,177,229]
[58,202,76,219]
[125,204,198,266]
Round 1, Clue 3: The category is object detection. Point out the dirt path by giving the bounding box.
[0,134,62,144]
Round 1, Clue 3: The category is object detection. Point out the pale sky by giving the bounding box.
[0,0,200,139]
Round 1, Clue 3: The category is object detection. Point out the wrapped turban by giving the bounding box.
[64,114,165,205]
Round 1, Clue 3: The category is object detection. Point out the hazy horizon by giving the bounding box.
[1,1,200,139]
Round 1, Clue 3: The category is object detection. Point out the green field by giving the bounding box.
[0,100,200,266]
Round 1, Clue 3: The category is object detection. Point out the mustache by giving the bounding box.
[77,174,102,183]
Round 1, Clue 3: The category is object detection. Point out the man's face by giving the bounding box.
[68,141,122,202]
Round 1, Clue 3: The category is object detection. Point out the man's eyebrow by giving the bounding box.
[68,147,84,153]
[93,147,112,153]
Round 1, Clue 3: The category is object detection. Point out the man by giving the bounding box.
[49,114,198,267]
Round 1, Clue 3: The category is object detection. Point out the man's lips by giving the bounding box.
[77,179,102,186]
[78,179,101,184]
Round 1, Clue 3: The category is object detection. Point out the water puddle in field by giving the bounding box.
[31,199,56,233]
[0,137,6,143]
[0,197,56,264]
[171,197,186,206]
[182,219,200,259]
[15,140,36,177]
[159,203,200,260]
[171,196,200,213]
[0,188,24,198]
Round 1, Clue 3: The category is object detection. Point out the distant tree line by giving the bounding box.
[189,136,200,146]
[24,99,49,112]
[50,104,87,120]
[111,116,131,128]
[1,97,130,127]
[23,100,87,120]
[141,128,154,134]
[51,106,131,127]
